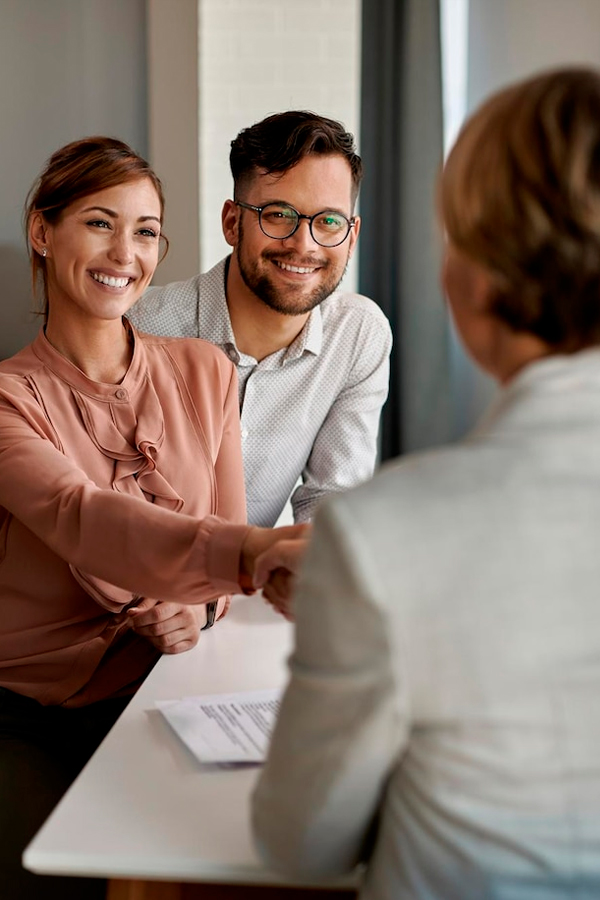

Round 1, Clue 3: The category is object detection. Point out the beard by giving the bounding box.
[235,219,349,316]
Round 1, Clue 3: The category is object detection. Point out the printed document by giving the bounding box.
[156,688,281,764]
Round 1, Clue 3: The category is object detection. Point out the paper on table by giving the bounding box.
[155,689,281,764]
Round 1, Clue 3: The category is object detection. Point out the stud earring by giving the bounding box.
[42,248,47,258]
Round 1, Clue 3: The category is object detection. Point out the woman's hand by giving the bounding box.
[241,525,311,620]
[240,524,310,585]
[126,599,215,654]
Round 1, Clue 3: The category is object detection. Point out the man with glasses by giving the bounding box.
[128,111,392,526]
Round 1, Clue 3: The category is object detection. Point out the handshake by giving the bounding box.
[240,524,311,620]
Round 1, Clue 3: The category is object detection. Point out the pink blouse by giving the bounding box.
[0,325,249,706]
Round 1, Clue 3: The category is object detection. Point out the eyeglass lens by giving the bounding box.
[259,203,350,247]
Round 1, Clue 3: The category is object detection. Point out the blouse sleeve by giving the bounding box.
[0,377,250,611]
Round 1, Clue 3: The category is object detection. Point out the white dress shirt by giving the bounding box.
[127,257,392,526]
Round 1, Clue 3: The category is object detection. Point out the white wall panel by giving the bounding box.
[198,0,361,289]
[447,0,600,434]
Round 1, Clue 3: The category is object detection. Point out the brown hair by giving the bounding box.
[230,110,363,206]
[25,136,166,315]
[441,67,600,351]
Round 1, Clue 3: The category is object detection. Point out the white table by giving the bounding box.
[23,595,359,900]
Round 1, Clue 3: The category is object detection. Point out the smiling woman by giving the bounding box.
[0,137,306,900]
[30,178,162,382]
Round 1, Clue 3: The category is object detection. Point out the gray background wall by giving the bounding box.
[0,0,146,358]
[449,0,600,435]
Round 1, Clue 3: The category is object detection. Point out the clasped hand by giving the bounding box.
[125,525,310,648]
[241,523,311,620]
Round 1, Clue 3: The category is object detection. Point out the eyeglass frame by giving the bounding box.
[235,199,357,248]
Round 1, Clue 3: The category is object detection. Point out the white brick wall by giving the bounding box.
[198,0,362,291]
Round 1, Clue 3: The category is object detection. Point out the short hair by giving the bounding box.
[25,136,166,315]
[440,67,600,351]
[230,111,363,206]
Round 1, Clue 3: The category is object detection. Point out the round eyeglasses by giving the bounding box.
[235,200,356,248]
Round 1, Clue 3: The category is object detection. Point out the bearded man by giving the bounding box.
[128,111,392,526]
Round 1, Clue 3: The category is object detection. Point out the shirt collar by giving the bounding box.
[471,346,600,438]
[208,254,324,365]
[32,319,147,401]
[200,256,238,350]
[283,303,323,361]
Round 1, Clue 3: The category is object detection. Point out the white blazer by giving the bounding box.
[252,349,600,900]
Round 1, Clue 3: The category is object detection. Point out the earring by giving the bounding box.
[41,248,47,258]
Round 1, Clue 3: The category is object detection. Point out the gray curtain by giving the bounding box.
[359,0,452,459]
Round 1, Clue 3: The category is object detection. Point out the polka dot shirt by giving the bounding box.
[127,257,392,526]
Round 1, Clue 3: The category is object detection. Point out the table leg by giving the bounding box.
[107,879,358,900]
[107,881,181,900]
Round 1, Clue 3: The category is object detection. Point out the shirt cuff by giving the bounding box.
[197,516,252,594]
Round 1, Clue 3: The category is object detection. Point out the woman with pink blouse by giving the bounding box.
[0,136,304,900]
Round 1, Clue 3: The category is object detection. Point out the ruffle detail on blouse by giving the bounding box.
[72,374,184,512]
[69,372,184,613]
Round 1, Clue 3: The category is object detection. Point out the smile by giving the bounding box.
[91,272,133,288]
[273,261,318,275]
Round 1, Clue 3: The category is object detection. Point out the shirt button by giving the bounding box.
[227,347,239,363]
[241,428,249,440]
[115,388,128,400]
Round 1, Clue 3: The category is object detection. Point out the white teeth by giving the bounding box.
[276,261,316,274]
[92,272,130,288]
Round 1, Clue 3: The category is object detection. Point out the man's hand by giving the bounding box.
[251,533,311,620]
[126,599,210,654]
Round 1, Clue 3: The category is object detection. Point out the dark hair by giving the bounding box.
[230,111,363,205]
[25,136,166,315]
[441,67,600,352]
